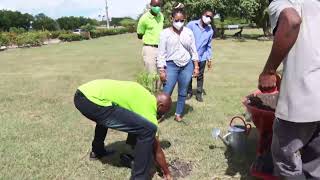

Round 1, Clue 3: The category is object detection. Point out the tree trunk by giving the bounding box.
[263,26,272,37]
[220,14,226,39]
[262,18,272,37]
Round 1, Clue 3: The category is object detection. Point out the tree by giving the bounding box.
[111,17,134,26]
[0,10,34,31]
[240,0,271,36]
[161,0,271,36]
[80,23,96,39]
[56,16,98,30]
[119,18,137,32]
[161,0,235,37]
[162,0,225,25]
[33,13,59,31]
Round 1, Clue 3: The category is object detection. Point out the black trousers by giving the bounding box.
[74,90,157,180]
[188,61,207,95]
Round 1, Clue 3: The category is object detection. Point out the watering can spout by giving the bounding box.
[219,135,230,147]
[212,128,230,147]
[212,116,252,150]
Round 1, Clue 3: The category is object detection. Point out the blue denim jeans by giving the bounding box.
[74,90,157,180]
[163,61,194,116]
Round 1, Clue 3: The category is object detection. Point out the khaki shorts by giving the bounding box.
[142,46,158,73]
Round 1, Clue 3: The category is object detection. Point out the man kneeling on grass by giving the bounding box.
[74,79,172,180]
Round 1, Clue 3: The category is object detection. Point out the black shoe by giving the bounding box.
[186,93,193,100]
[203,90,207,96]
[120,153,134,169]
[89,149,116,160]
[196,95,203,102]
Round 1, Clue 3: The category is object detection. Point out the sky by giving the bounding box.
[0,0,150,19]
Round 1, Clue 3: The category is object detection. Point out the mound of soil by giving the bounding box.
[247,93,279,112]
[169,159,193,179]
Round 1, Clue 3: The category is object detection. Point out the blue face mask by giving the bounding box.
[151,6,161,15]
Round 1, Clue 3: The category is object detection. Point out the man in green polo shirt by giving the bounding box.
[74,79,172,180]
[137,0,164,74]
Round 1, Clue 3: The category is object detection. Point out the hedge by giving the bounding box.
[1,31,49,47]
[0,27,131,48]
[90,27,129,38]
[0,33,10,46]
[58,33,84,42]
[16,31,49,47]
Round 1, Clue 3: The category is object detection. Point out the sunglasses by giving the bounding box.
[174,19,185,23]
[205,15,213,19]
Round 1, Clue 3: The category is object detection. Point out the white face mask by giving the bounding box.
[202,16,212,25]
[173,21,184,31]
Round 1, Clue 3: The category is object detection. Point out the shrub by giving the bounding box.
[48,30,70,39]
[136,72,159,94]
[9,27,26,34]
[81,23,96,33]
[0,33,10,46]
[49,31,61,39]
[91,27,129,38]
[2,32,18,45]
[119,19,137,33]
[16,32,49,47]
[58,33,84,42]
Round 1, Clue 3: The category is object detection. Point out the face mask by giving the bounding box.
[202,16,212,25]
[173,21,184,31]
[151,6,161,15]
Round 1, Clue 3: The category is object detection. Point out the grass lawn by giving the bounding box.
[0,29,272,180]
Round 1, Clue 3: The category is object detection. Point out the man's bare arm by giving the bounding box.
[263,8,301,73]
[259,8,301,90]
[153,138,171,179]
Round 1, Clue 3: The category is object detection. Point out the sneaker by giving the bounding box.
[89,149,116,160]
[196,94,203,102]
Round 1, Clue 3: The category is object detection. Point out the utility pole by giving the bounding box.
[105,0,110,29]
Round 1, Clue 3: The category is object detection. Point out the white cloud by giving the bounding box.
[0,0,150,19]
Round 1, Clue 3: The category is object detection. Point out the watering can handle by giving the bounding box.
[230,116,251,135]
[246,123,252,135]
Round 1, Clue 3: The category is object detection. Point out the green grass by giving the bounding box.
[0,31,272,180]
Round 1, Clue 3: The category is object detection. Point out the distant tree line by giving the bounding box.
[162,0,271,36]
[0,10,99,31]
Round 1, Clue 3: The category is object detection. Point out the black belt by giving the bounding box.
[144,44,158,48]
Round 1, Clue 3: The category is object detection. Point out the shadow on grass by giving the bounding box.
[98,139,172,168]
[188,88,208,96]
[216,34,271,41]
[209,128,259,179]
[225,128,258,179]
[164,101,193,119]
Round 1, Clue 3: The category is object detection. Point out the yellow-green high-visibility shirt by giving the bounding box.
[78,79,158,127]
[137,11,164,45]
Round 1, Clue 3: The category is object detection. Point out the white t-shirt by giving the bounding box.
[269,0,320,122]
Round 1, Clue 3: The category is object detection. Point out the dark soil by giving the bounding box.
[169,159,193,179]
[247,93,279,112]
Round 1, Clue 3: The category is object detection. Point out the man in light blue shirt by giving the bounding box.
[187,9,215,102]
